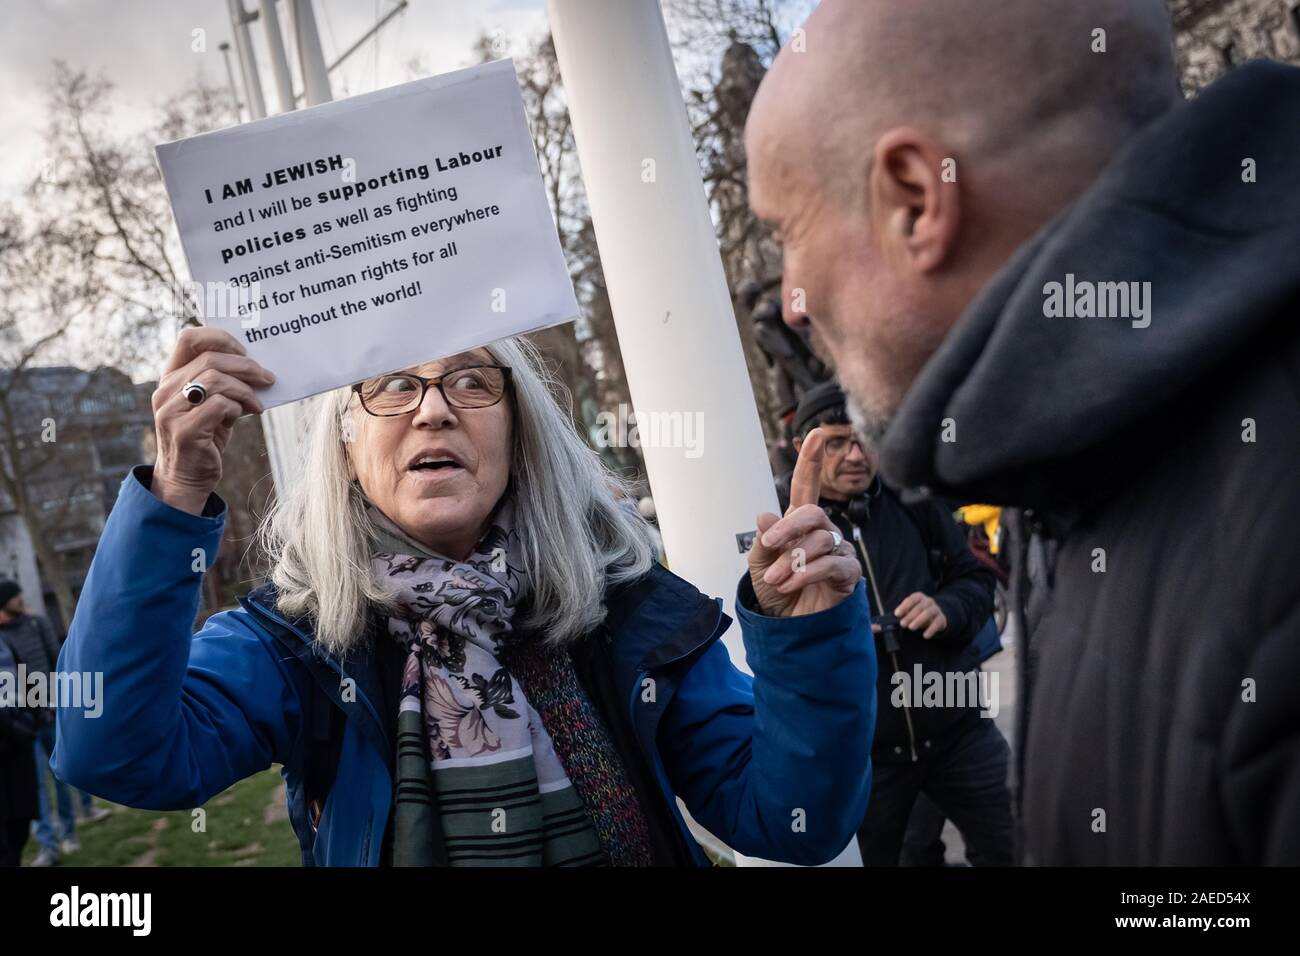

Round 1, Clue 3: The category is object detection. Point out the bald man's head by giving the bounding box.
[746,0,1181,432]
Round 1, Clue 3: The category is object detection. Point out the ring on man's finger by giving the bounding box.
[182,381,208,406]
[829,529,843,549]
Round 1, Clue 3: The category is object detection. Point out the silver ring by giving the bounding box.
[182,382,208,406]
[830,529,843,549]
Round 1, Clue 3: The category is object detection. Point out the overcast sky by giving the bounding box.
[0,0,550,199]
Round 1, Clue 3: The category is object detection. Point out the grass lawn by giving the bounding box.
[22,768,737,867]
[21,767,301,867]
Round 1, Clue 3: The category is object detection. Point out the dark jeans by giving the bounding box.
[901,792,949,866]
[1,817,31,867]
[33,720,86,850]
[899,791,998,866]
[857,716,1013,866]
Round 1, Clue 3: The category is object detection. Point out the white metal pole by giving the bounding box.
[217,42,243,121]
[547,0,861,868]
[259,0,295,113]
[547,0,774,660]
[226,0,266,119]
[250,0,335,494]
[227,0,303,493]
[291,0,333,107]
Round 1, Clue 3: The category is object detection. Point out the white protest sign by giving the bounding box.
[155,58,578,408]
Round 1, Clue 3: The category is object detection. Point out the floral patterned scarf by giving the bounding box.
[368,499,653,866]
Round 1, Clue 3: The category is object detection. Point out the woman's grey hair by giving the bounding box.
[257,335,657,656]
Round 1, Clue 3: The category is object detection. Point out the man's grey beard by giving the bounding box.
[809,319,895,445]
[845,387,893,449]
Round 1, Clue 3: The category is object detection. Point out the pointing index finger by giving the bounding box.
[788,427,825,513]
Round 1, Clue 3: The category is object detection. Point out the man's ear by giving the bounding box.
[869,127,961,274]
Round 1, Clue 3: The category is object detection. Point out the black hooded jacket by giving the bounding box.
[0,614,60,729]
[0,631,40,826]
[879,62,1300,864]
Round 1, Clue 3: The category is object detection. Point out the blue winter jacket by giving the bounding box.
[53,467,876,866]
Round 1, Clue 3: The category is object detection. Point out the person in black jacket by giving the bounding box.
[780,383,1005,865]
[746,0,1300,862]
[0,581,102,866]
[0,623,39,866]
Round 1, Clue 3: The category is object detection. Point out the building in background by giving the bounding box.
[1172,0,1300,89]
[0,366,154,632]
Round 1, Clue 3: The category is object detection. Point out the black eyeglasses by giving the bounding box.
[825,435,867,458]
[353,365,512,417]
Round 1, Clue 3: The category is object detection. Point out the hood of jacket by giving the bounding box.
[880,61,1300,513]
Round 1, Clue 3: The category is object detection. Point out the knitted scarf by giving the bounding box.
[368,500,655,866]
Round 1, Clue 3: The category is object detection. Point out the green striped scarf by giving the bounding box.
[369,500,648,866]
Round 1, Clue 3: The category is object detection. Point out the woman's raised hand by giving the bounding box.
[747,428,862,617]
[150,328,274,515]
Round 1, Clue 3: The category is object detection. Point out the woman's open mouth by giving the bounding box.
[407,454,467,482]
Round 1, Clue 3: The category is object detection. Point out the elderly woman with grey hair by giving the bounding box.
[53,328,875,866]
